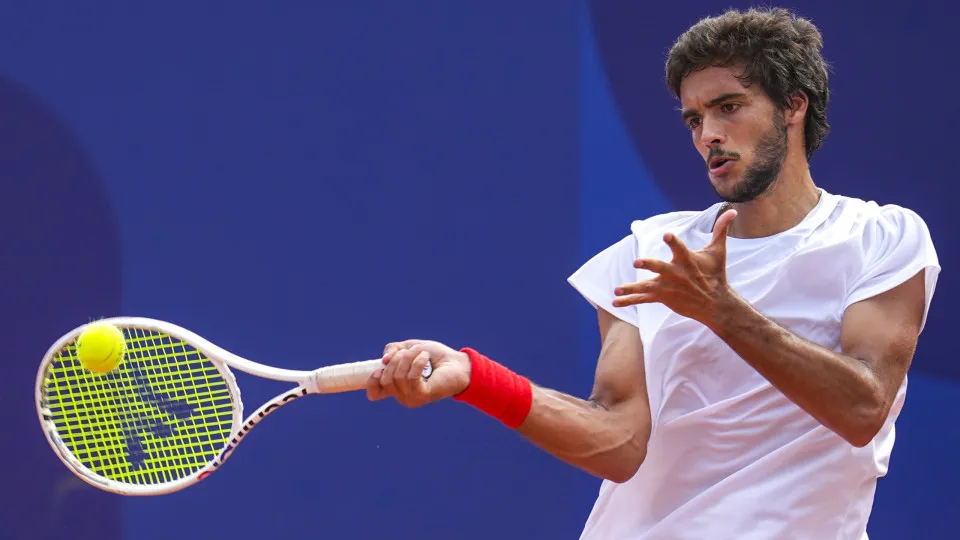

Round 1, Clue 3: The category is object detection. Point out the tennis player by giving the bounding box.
[366,7,940,539]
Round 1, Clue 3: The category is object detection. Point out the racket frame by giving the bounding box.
[35,316,395,496]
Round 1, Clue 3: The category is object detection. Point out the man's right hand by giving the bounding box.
[366,339,472,408]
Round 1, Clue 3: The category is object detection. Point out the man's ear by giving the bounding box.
[785,90,809,126]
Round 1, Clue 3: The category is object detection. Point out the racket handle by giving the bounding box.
[308,358,434,394]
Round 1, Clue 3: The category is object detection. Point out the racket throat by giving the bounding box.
[213,386,311,468]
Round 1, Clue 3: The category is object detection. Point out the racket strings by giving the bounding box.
[40,327,236,486]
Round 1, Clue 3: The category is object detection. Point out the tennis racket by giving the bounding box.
[35,316,431,496]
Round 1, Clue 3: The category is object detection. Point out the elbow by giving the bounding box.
[599,440,648,484]
[844,402,890,448]
[845,429,878,449]
[582,399,651,483]
[605,464,642,484]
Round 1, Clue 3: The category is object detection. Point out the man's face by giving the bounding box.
[679,65,788,203]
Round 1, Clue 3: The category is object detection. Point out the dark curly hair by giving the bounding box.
[665,7,830,159]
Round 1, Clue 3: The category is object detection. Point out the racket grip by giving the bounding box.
[308,358,434,394]
[309,359,383,394]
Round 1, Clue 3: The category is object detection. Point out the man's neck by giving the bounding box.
[723,161,821,239]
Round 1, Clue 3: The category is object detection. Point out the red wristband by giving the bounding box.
[453,348,533,429]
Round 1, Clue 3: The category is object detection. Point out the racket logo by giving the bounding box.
[121,370,199,470]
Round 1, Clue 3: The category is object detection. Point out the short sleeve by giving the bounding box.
[844,205,941,332]
[567,233,641,327]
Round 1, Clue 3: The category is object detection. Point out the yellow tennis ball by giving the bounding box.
[76,322,126,374]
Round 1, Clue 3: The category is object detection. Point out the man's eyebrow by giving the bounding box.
[680,92,748,120]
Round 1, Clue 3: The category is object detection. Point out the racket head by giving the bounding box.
[35,318,244,495]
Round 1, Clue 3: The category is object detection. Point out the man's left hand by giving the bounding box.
[612,208,739,328]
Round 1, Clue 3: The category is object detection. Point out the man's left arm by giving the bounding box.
[707,270,927,447]
[613,206,939,447]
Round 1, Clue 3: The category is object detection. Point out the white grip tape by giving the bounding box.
[309,359,383,394]
[307,358,434,394]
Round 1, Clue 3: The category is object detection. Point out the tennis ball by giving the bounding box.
[76,322,126,374]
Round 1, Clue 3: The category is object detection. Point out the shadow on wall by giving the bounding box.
[0,75,123,540]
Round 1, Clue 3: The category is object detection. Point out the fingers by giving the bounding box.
[396,350,432,405]
[371,342,414,401]
[388,349,430,383]
[370,348,431,407]
[633,258,675,276]
[613,280,683,307]
[709,209,738,247]
[366,369,390,401]
[612,293,654,308]
[408,350,433,381]
[382,343,399,362]
[379,348,414,390]
[615,279,655,297]
[382,339,422,363]
[614,278,660,307]
[663,232,694,263]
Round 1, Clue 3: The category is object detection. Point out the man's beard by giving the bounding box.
[714,112,788,204]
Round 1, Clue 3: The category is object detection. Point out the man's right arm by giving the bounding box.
[369,231,652,483]
[371,308,651,483]
[514,308,651,483]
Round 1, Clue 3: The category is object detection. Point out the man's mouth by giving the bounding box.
[709,157,737,174]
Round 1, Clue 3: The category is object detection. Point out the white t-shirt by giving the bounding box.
[567,189,940,540]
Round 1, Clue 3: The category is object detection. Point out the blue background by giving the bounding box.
[1,1,954,538]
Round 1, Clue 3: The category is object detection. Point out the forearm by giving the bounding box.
[709,295,884,446]
[515,386,647,483]
[454,348,648,483]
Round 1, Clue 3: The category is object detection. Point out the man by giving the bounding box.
[366,7,940,539]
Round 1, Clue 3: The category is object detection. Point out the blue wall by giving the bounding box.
[2,2,953,538]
